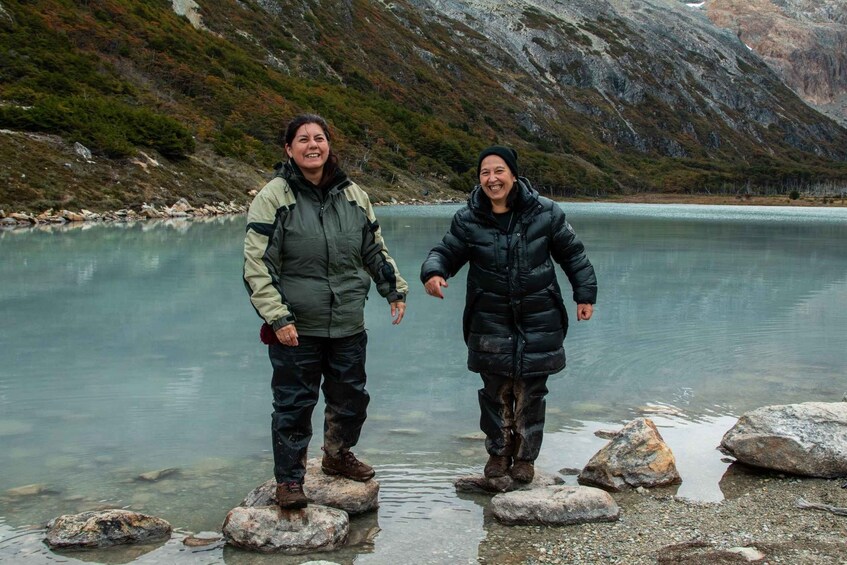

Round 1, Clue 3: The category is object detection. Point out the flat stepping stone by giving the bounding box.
[490,485,620,526]
[45,509,172,549]
[222,505,348,554]
[242,459,378,515]
[454,469,563,494]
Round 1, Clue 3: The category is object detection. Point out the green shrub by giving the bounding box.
[0,96,194,158]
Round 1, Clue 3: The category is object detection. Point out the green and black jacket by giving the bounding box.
[244,162,408,338]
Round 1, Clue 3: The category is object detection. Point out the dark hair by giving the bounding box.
[283,113,340,187]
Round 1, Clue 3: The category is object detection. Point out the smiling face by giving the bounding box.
[479,155,516,211]
[285,122,330,182]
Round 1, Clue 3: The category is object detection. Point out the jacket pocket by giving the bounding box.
[546,287,569,337]
[462,289,483,344]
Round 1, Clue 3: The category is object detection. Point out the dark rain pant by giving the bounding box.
[268,331,369,483]
[479,373,549,462]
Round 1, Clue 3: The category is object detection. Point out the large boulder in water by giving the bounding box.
[222,505,348,554]
[720,402,847,478]
[490,485,620,526]
[242,459,378,515]
[45,509,172,549]
[578,418,681,491]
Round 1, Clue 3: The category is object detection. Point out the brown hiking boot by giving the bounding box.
[275,481,307,509]
[510,460,535,483]
[484,455,511,479]
[321,449,375,482]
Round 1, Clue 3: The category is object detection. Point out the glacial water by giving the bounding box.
[1,203,846,563]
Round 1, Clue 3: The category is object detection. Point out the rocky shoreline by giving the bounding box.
[4,190,845,229]
[0,196,465,229]
[0,198,247,228]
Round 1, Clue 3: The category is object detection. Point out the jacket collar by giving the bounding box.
[278,160,351,197]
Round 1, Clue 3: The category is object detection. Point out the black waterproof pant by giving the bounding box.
[479,373,549,462]
[268,331,369,483]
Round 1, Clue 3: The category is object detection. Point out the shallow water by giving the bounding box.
[1,203,846,563]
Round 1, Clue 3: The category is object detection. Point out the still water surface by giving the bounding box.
[1,203,846,563]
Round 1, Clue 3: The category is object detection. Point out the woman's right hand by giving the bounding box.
[275,323,299,346]
[424,276,448,299]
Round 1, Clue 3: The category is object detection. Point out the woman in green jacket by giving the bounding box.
[244,114,408,509]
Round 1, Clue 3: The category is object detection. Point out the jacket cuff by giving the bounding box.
[386,291,406,303]
[420,270,446,284]
[271,313,297,331]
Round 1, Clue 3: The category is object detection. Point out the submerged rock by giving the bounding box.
[456,431,487,441]
[222,505,348,554]
[242,459,378,515]
[579,418,681,491]
[490,485,620,526]
[45,509,172,549]
[720,402,847,478]
[182,531,224,547]
[388,428,422,435]
[6,483,50,497]
[454,469,563,494]
[136,468,179,482]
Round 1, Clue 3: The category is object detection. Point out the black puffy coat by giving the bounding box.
[420,179,597,378]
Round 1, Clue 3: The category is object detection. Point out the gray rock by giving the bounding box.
[720,402,847,478]
[579,418,681,491]
[221,505,348,554]
[243,459,378,515]
[169,198,193,214]
[45,509,172,549]
[490,485,620,526]
[73,142,92,161]
[728,546,766,561]
[454,469,563,494]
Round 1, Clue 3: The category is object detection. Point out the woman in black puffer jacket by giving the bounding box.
[421,146,597,483]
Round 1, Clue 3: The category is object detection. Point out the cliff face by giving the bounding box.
[704,0,847,126]
[407,0,845,156]
[242,0,847,161]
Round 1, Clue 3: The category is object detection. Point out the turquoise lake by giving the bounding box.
[1,202,846,563]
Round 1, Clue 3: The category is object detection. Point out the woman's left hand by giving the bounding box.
[390,301,406,325]
[577,303,593,321]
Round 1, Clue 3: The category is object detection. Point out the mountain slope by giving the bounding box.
[704,0,847,127]
[1,0,846,213]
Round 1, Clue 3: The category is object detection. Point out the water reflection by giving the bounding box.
[2,204,847,563]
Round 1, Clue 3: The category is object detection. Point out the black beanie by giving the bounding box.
[477,146,518,177]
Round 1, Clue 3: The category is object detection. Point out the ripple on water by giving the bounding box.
[375,463,478,522]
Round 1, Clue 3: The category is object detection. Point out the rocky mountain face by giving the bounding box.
[401,0,846,159]
[704,0,847,127]
[1,0,846,212]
